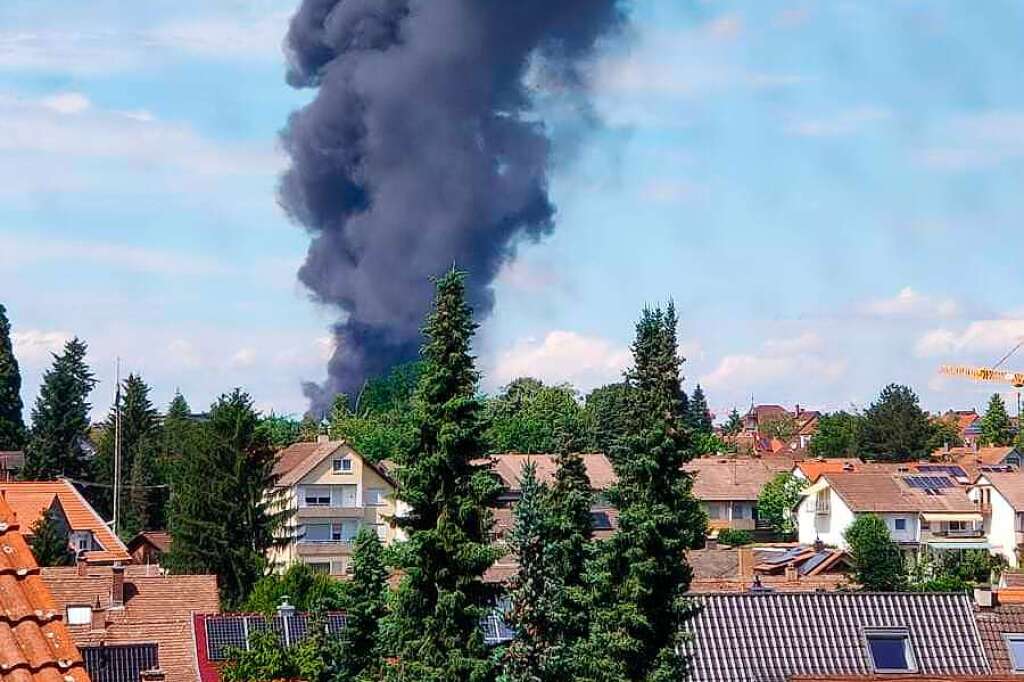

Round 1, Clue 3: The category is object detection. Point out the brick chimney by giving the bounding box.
[76,553,88,577]
[110,564,125,608]
[784,562,798,582]
[90,598,105,631]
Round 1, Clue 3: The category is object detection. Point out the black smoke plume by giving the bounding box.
[281,0,626,412]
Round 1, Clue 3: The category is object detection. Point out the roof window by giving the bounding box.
[1005,634,1024,672]
[865,629,917,673]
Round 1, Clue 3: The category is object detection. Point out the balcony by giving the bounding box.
[296,505,366,520]
[295,540,354,557]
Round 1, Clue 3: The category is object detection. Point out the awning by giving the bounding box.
[926,541,992,550]
[921,512,984,522]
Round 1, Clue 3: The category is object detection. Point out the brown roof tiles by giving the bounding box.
[687,457,794,501]
[978,471,1024,512]
[488,453,616,491]
[823,472,979,513]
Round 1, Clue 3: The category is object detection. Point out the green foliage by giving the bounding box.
[328,393,416,464]
[357,361,423,415]
[299,413,324,441]
[722,409,743,438]
[980,394,1015,447]
[256,413,303,450]
[23,338,96,480]
[582,382,632,455]
[484,378,585,455]
[223,627,294,682]
[760,413,797,441]
[809,410,863,458]
[687,384,713,436]
[716,528,753,547]
[29,508,73,567]
[335,528,388,681]
[383,271,502,682]
[164,389,291,608]
[0,304,26,450]
[692,432,729,456]
[501,461,553,682]
[908,549,1006,592]
[859,384,932,462]
[756,472,803,536]
[244,563,347,615]
[92,374,162,528]
[844,514,907,591]
[926,415,965,454]
[581,302,703,682]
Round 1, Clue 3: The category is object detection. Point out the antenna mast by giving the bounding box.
[112,358,122,536]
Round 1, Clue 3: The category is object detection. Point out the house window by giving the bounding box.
[337,520,359,542]
[304,486,331,507]
[66,606,91,625]
[815,489,830,515]
[340,484,358,508]
[706,503,722,520]
[307,562,331,574]
[332,458,352,473]
[1004,634,1024,671]
[865,630,916,673]
[304,523,332,542]
[733,504,749,520]
[365,488,385,507]
[894,518,907,531]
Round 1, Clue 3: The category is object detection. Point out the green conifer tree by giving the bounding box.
[29,508,74,566]
[164,389,291,607]
[23,338,96,480]
[0,304,26,450]
[980,393,1015,447]
[383,270,501,682]
[582,302,704,682]
[335,527,388,681]
[722,408,743,437]
[687,384,713,436]
[501,461,554,682]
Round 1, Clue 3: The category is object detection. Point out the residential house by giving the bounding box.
[937,445,1024,474]
[969,471,1024,567]
[687,544,851,592]
[0,449,24,481]
[268,438,399,576]
[42,564,220,682]
[0,479,132,564]
[796,471,987,554]
[684,592,991,681]
[0,491,91,682]
[975,599,1024,675]
[688,457,794,531]
[127,531,172,566]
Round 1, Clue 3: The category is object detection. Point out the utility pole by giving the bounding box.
[112,358,122,537]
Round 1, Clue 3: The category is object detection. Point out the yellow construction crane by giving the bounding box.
[938,338,1024,417]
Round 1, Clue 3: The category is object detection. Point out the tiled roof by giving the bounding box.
[489,453,616,492]
[127,531,172,554]
[794,459,861,481]
[42,565,219,682]
[687,457,794,501]
[0,495,90,682]
[977,471,1024,511]
[974,604,1024,673]
[938,446,1019,467]
[0,481,130,564]
[684,592,990,682]
[273,440,396,488]
[821,472,978,513]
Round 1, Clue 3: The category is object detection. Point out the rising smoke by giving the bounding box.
[281,0,626,412]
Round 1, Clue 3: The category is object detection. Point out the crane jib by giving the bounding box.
[939,364,1024,387]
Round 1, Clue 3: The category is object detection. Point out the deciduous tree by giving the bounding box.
[29,508,74,567]
[582,382,631,455]
[484,378,585,455]
[809,411,863,458]
[756,472,803,536]
[335,528,388,681]
[844,514,906,591]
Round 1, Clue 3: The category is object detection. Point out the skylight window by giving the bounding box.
[1005,634,1024,672]
[865,630,916,673]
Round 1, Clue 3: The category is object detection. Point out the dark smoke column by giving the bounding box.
[281,0,626,411]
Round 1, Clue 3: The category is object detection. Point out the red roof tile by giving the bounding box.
[0,482,129,564]
[488,453,616,491]
[0,495,90,682]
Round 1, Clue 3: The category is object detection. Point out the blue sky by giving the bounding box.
[3,0,1024,421]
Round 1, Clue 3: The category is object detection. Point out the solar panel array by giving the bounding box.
[763,547,806,566]
[902,475,955,491]
[798,550,832,576]
[204,613,348,661]
[915,464,968,478]
[480,600,515,645]
[83,644,159,682]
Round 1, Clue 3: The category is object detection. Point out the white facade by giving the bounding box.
[796,485,855,547]
[969,475,1021,567]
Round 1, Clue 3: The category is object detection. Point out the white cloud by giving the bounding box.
[40,91,90,114]
[0,92,282,178]
[229,347,258,368]
[859,287,961,319]
[919,111,1024,171]
[701,332,845,391]
[787,106,890,137]
[915,319,1024,357]
[0,232,229,278]
[149,12,290,61]
[496,260,563,294]
[704,14,744,41]
[491,331,631,391]
[11,330,71,366]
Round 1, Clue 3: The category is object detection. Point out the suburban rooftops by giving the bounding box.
[809,471,979,514]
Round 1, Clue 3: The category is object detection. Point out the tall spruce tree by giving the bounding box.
[859,384,932,462]
[722,408,743,437]
[0,304,26,450]
[980,394,1015,447]
[92,374,161,521]
[23,338,96,480]
[687,384,713,436]
[582,302,704,682]
[383,270,501,682]
[502,461,554,682]
[335,527,388,681]
[164,389,290,606]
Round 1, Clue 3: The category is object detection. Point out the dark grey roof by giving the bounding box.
[684,592,990,682]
